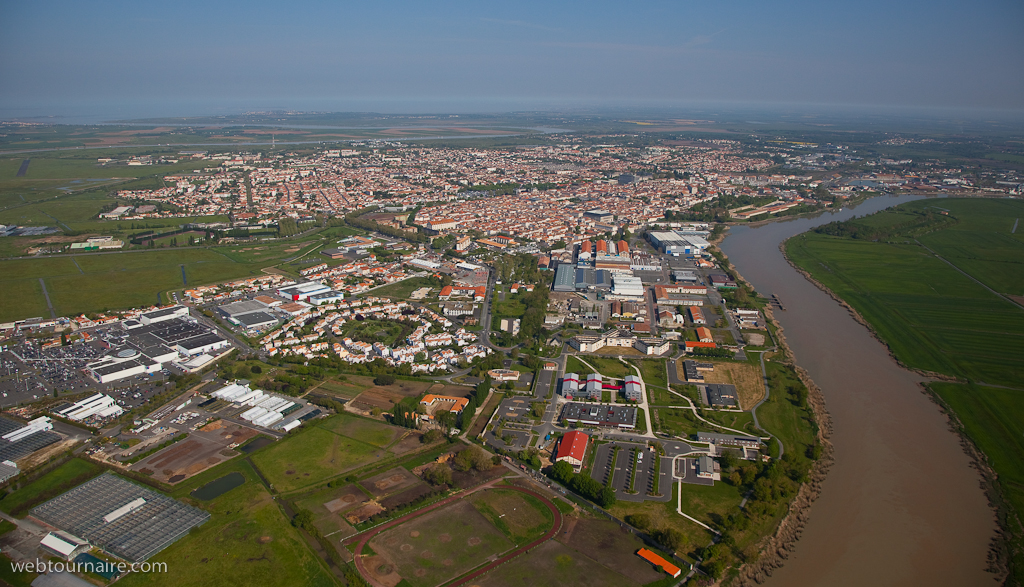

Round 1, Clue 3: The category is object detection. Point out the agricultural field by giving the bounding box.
[365,500,513,587]
[786,219,1024,388]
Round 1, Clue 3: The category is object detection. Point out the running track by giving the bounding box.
[345,479,562,587]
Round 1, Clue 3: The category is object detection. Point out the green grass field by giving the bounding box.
[0,458,103,515]
[468,488,554,545]
[474,540,643,587]
[118,460,339,587]
[252,426,383,493]
[756,361,817,461]
[317,413,402,449]
[364,276,435,300]
[786,223,1024,387]
[566,355,631,379]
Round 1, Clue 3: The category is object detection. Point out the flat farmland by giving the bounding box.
[292,484,364,538]
[473,539,641,587]
[251,427,382,493]
[367,500,513,587]
[786,231,1024,387]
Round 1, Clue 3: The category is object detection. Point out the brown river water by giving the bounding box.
[720,195,996,586]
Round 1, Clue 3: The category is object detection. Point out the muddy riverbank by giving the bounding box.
[719,195,997,586]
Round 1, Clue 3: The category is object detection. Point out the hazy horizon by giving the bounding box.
[3,0,1022,123]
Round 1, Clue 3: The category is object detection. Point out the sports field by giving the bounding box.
[473,540,642,587]
[318,413,403,449]
[367,500,513,587]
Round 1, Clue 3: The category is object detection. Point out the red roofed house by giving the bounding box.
[555,431,589,471]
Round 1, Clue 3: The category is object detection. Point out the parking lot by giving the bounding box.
[590,441,672,503]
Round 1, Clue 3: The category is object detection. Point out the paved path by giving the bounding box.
[749,350,783,457]
[38,278,56,319]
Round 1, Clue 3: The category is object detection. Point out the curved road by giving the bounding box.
[346,479,562,587]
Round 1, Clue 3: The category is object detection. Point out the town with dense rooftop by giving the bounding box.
[0,115,1021,587]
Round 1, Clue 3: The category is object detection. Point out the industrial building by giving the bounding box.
[608,274,645,300]
[210,383,315,431]
[585,373,602,400]
[31,472,210,562]
[682,360,714,383]
[138,306,189,326]
[647,231,710,256]
[40,532,90,561]
[54,394,123,422]
[278,281,332,301]
[88,316,228,383]
[561,402,637,429]
[697,431,761,449]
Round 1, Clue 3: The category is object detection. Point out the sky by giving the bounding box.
[2,0,1023,119]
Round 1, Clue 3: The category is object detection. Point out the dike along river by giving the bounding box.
[720,195,995,587]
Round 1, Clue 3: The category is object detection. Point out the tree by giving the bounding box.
[422,463,452,486]
[625,513,652,531]
[374,374,396,386]
[550,461,574,485]
[653,527,685,552]
[598,485,617,508]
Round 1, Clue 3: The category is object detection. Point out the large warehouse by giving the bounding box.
[648,231,710,256]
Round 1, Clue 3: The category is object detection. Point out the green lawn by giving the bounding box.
[364,276,434,300]
[0,458,103,515]
[566,355,631,379]
[251,426,383,493]
[756,361,816,462]
[633,358,669,389]
[117,460,339,587]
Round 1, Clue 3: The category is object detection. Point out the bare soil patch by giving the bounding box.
[680,359,765,409]
[361,467,420,498]
[380,483,434,510]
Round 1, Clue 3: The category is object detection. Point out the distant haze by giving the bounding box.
[2,0,1022,120]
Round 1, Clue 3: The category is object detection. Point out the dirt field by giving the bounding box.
[472,539,641,587]
[390,432,426,455]
[368,500,513,587]
[679,359,764,409]
[130,423,256,483]
[380,483,435,510]
[361,467,421,498]
[560,518,662,584]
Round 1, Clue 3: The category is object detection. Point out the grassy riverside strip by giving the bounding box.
[708,239,834,587]
[782,197,1024,585]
